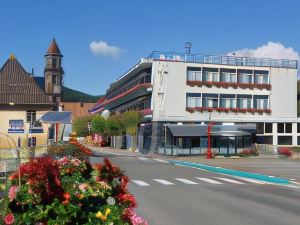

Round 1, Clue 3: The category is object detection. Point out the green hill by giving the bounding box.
[62,86,102,103]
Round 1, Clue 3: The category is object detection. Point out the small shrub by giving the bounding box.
[278,147,293,157]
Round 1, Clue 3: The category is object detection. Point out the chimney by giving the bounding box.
[31,68,34,76]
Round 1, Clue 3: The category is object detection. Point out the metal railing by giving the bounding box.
[148,51,298,69]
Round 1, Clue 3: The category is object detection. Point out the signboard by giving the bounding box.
[8,120,24,133]
[29,121,44,133]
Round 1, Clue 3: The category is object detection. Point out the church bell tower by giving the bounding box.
[44,38,64,104]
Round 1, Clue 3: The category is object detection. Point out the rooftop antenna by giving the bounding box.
[185,42,192,54]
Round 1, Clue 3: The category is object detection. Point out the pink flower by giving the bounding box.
[3,214,15,225]
[131,214,148,225]
[78,183,88,191]
[8,185,19,202]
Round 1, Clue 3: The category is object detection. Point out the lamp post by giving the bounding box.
[206,121,215,159]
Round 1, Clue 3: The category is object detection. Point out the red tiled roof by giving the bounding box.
[46,38,62,55]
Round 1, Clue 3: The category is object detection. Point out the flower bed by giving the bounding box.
[278,147,293,157]
[0,157,147,225]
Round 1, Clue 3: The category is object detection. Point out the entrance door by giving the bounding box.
[219,137,228,155]
[228,137,236,155]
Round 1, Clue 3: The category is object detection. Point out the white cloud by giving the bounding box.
[90,41,124,58]
[227,41,299,77]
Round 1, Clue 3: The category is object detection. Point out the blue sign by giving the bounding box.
[8,120,24,133]
[29,121,44,133]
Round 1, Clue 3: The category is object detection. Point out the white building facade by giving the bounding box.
[90,51,298,155]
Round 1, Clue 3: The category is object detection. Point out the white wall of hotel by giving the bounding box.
[150,60,299,145]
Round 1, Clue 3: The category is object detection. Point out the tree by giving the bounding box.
[121,111,143,150]
[106,114,124,136]
[72,116,92,137]
[91,114,107,136]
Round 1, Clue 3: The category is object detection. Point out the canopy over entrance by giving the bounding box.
[40,111,72,124]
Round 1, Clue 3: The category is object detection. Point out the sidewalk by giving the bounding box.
[88,145,300,183]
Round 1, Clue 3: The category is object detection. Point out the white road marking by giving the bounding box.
[131,180,150,186]
[196,177,223,184]
[175,178,198,184]
[232,177,266,184]
[214,177,245,184]
[138,157,150,161]
[153,158,169,163]
[153,179,175,185]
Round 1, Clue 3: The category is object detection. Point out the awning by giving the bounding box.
[167,124,255,137]
[40,111,72,124]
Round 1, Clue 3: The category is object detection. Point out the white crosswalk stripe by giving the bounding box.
[214,177,245,184]
[138,157,150,161]
[131,180,150,186]
[153,158,169,163]
[153,179,175,185]
[196,177,223,184]
[175,178,198,184]
[232,177,266,184]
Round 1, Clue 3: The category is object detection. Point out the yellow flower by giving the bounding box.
[95,208,111,221]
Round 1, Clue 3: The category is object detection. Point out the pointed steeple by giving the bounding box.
[46,38,62,56]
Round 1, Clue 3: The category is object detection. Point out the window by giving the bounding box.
[53,76,61,85]
[28,137,36,147]
[278,136,292,145]
[298,123,300,133]
[265,123,273,133]
[187,70,202,81]
[205,98,218,108]
[285,123,292,133]
[256,99,267,109]
[237,98,252,109]
[220,98,235,108]
[220,72,236,82]
[298,136,300,145]
[26,111,36,124]
[203,71,218,82]
[52,58,57,68]
[238,73,253,83]
[186,93,201,108]
[256,136,273,144]
[256,123,264,134]
[277,123,284,133]
[255,74,268,84]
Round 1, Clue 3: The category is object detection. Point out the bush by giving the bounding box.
[237,149,258,157]
[0,157,147,225]
[278,147,293,157]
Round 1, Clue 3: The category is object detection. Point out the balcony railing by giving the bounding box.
[186,107,271,114]
[148,51,297,69]
[186,80,271,90]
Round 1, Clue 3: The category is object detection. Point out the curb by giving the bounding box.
[168,160,292,185]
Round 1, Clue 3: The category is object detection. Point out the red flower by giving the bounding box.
[62,192,71,205]
[116,193,137,208]
[3,214,15,225]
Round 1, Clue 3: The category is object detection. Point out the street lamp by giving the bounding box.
[206,112,215,159]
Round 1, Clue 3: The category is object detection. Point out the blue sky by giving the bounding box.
[0,0,299,95]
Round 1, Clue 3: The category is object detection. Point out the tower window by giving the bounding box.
[53,76,61,85]
[52,58,57,68]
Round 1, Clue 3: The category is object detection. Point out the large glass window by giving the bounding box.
[238,73,253,83]
[237,98,252,109]
[285,123,292,133]
[203,71,218,82]
[204,98,218,108]
[220,72,236,82]
[256,123,264,134]
[277,123,284,133]
[254,95,269,109]
[298,123,300,133]
[220,98,235,108]
[186,93,201,108]
[265,123,273,133]
[255,70,269,84]
[187,70,202,81]
[278,136,292,145]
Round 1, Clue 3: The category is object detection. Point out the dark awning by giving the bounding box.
[167,124,255,137]
[40,111,72,124]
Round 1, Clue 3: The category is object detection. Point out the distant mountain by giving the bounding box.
[62,86,102,103]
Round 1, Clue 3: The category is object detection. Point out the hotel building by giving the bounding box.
[90,51,298,155]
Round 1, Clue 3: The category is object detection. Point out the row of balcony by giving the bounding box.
[186,107,271,114]
[186,81,271,90]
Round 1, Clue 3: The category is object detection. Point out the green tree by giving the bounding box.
[106,114,124,136]
[121,111,143,150]
[72,116,92,137]
[91,114,107,135]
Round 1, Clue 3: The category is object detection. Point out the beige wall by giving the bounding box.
[0,110,49,148]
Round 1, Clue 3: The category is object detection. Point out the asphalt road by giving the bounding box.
[90,154,300,225]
